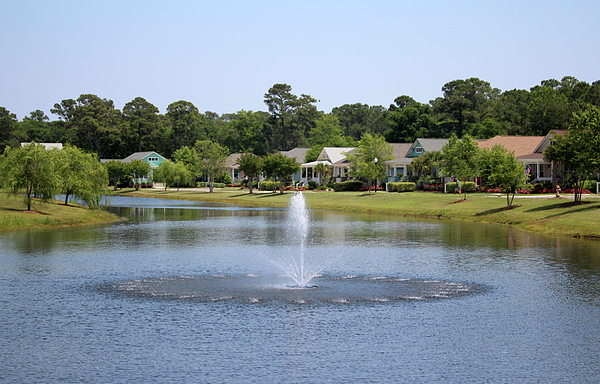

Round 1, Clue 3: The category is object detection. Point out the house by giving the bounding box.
[475,135,551,183]
[121,151,167,169]
[281,148,310,183]
[101,151,167,184]
[21,142,63,150]
[331,148,357,183]
[300,147,355,185]
[224,153,244,182]
[515,131,566,184]
[384,143,413,183]
[406,138,449,158]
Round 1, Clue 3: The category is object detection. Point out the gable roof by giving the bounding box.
[415,138,448,153]
[388,143,412,160]
[331,148,357,166]
[224,153,244,168]
[280,148,310,164]
[477,135,544,157]
[122,151,163,163]
[533,130,567,154]
[319,147,355,163]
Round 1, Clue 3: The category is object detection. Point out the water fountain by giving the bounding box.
[106,193,484,304]
[266,192,332,288]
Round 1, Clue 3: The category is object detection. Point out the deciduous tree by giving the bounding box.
[441,134,480,200]
[480,144,527,208]
[195,140,229,192]
[238,153,263,194]
[127,159,151,190]
[544,107,600,202]
[104,160,126,191]
[346,133,393,194]
[262,152,300,194]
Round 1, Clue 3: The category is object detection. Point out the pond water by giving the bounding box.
[1,195,599,383]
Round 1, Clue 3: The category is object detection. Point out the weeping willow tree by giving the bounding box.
[0,143,59,210]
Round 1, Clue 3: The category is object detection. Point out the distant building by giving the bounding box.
[21,143,63,150]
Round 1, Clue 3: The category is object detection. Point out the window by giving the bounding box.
[415,147,424,154]
[147,157,159,162]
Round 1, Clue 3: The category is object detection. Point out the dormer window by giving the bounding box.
[415,147,424,153]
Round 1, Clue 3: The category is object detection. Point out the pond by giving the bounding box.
[1,195,599,383]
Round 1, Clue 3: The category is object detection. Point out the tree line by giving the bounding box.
[1,76,598,161]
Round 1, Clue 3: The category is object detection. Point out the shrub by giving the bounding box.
[565,188,591,194]
[241,179,259,189]
[259,181,284,191]
[308,181,319,190]
[583,180,598,193]
[214,172,232,184]
[359,186,383,192]
[422,183,443,192]
[446,181,477,193]
[197,181,225,188]
[333,181,364,192]
[387,182,415,192]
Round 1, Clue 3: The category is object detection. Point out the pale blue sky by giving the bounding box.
[2,0,599,120]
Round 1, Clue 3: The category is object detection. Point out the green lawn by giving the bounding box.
[119,188,600,240]
[0,193,119,232]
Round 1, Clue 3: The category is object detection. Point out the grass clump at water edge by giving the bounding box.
[0,193,119,232]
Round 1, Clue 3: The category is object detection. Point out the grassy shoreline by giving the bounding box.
[4,187,596,240]
[0,194,120,232]
[117,188,600,240]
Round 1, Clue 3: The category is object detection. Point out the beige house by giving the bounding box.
[223,153,244,182]
[384,143,413,183]
[476,134,565,184]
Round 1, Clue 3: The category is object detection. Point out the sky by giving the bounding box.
[2,0,599,120]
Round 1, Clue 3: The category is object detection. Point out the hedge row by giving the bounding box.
[259,181,284,191]
[333,181,364,192]
[197,182,226,188]
[387,182,416,192]
[445,181,477,193]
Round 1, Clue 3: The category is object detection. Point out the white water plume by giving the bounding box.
[267,192,332,287]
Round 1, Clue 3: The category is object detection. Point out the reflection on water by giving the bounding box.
[1,195,600,383]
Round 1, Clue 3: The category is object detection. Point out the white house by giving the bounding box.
[300,147,355,185]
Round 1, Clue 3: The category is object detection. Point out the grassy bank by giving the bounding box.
[118,188,600,240]
[0,194,119,232]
